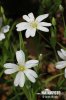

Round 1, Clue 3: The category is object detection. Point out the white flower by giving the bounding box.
[4,50,39,87]
[16,12,51,38]
[0,17,10,41]
[56,49,66,78]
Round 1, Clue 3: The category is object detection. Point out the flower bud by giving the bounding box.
[39,54,43,61]
[52,17,56,26]
[59,5,64,12]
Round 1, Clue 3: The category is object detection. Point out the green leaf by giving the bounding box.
[64,26,66,38]
[50,28,57,48]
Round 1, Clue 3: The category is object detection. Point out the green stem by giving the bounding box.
[19,32,25,50]
[22,85,32,100]
[38,31,50,44]
[57,42,66,50]
[13,87,20,100]
[42,73,64,86]
[9,92,23,100]
[62,13,65,28]
[8,21,17,40]
[58,78,66,88]
[53,48,58,61]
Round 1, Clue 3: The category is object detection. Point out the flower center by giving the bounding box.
[30,21,38,28]
[19,65,26,71]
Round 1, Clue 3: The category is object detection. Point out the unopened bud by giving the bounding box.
[59,5,64,12]
[52,17,56,26]
[39,54,43,61]
[1,6,4,14]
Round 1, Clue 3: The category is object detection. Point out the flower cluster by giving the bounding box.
[2,12,66,88]
[2,12,52,87]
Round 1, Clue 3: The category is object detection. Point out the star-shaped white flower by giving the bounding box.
[56,49,66,78]
[16,12,51,38]
[4,50,39,87]
[0,17,10,41]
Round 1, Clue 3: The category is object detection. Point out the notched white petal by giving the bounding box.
[19,72,25,87]
[4,68,18,74]
[25,69,38,78]
[28,12,35,21]
[25,60,39,68]
[56,61,66,69]
[2,25,10,33]
[37,26,49,32]
[36,14,49,22]
[25,28,36,38]
[64,68,66,78]
[24,70,36,83]
[23,15,30,22]
[61,49,66,56]
[0,33,5,41]
[16,50,25,65]
[14,72,21,86]
[39,22,51,27]
[16,22,28,31]
[14,72,25,87]
[4,63,18,69]
[57,51,66,60]
[25,29,31,38]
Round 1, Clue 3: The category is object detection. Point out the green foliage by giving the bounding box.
[50,27,57,48]
[39,0,62,15]
[0,1,66,100]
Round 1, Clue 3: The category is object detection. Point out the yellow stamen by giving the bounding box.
[30,21,38,28]
[19,65,26,71]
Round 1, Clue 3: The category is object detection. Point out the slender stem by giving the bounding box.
[38,31,50,44]
[57,42,66,49]
[13,87,20,100]
[9,92,23,100]
[62,13,65,28]
[22,85,32,100]
[8,21,17,40]
[19,32,22,50]
[19,32,25,50]
[53,48,58,61]
[42,73,64,86]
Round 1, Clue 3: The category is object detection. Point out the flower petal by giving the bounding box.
[23,15,30,22]
[4,63,18,69]
[14,72,21,86]
[19,72,25,87]
[37,25,49,32]
[25,60,39,68]
[25,30,30,38]
[28,13,35,21]
[0,33,5,41]
[1,25,10,33]
[64,68,66,78]
[36,14,49,22]
[4,68,18,74]
[25,28,36,38]
[24,70,36,83]
[56,61,66,69]
[16,22,28,31]
[16,50,25,65]
[57,51,66,60]
[24,69,38,78]
[39,22,51,27]
[61,49,66,57]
